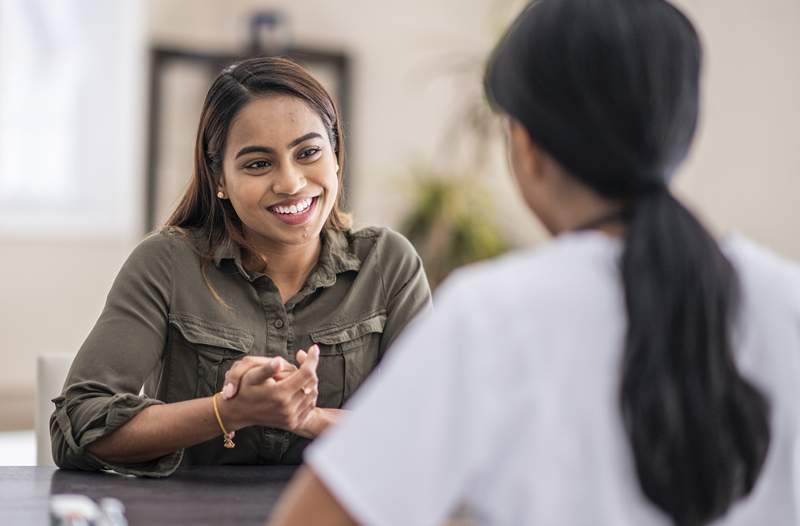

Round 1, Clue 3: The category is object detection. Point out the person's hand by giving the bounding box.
[221,355,298,400]
[219,346,320,433]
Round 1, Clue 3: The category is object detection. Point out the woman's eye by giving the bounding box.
[298,147,321,160]
[244,160,271,170]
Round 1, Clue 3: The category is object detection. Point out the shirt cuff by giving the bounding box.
[52,390,183,478]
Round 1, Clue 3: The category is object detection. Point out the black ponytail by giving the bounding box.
[485,1,771,523]
[621,189,770,525]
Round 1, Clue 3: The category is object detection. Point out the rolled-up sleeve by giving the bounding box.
[50,231,182,477]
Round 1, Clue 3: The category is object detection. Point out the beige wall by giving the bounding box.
[0,240,135,429]
[673,0,800,258]
[1,0,798,429]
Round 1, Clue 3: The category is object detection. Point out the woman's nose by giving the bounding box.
[272,163,307,195]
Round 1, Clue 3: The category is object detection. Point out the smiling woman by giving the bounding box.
[49,57,431,477]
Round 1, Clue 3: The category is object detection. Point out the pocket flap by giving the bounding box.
[310,313,387,347]
[169,313,253,353]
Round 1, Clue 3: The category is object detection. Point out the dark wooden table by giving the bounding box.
[0,465,298,525]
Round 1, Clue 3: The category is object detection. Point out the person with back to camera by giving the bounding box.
[50,57,431,476]
[269,0,800,524]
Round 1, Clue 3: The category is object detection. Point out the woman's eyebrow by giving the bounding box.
[235,132,323,159]
[287,132,323,148]
[235,145,275,159]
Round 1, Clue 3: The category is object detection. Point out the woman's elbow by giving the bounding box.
[49,419,98,472]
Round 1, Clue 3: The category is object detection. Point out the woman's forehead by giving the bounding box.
[226,95,326,149]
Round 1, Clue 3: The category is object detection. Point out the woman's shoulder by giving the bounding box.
[124,226,203,268]
[344,226,420,266]
[348,226,416,252]
[338,226,426,297]
[447,232,620,296]
[724,234,800,313]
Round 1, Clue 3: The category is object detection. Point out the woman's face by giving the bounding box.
[220,95,339,250]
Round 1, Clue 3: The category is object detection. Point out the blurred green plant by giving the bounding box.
[400,167,510,289]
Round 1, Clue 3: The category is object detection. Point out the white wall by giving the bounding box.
[0,0,798,430]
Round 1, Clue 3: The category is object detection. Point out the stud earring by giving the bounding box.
[217,191,225,199]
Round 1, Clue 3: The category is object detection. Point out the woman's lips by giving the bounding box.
[267,196,319,226]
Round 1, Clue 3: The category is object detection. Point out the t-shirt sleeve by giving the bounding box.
[305,273,497,526]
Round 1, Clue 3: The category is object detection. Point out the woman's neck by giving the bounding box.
[244,234,323,303]
[545,176,627,238]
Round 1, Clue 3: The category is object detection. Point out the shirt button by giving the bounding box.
[273,319,284,329]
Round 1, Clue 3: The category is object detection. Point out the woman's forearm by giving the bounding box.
[87,357,325,465]
[87,396,228,464]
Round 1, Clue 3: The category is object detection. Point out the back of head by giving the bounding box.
[485,1,771,524]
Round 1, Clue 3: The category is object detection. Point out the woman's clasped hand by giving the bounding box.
[219,346,321,438]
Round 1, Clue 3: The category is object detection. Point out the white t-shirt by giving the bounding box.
[306,231,800,526]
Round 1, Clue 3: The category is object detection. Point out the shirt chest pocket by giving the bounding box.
[167,314,255,399]
[309,313,386,408]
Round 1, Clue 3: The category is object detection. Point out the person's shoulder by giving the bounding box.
[125,226,202,266]
[724,234,800,311]
[725,234,800,275]
[346,226,420,268]
[443,231,620,302]
[349,226,417,255]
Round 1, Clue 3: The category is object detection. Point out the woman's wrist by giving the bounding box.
[294,408,346,439]
[293,407,323,439]
[217,395,248,431]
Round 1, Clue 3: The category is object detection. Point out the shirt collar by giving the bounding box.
[212,229,361,286]
[212,237,252,281]
[308,228,362,289]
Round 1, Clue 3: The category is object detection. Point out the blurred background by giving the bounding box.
[0,0,798,463]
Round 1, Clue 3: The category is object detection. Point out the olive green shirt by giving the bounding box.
[50,226,431,477]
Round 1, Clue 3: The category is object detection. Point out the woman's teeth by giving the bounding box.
[271,197,313,215]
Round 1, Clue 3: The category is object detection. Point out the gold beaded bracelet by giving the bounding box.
[212,392,236,449]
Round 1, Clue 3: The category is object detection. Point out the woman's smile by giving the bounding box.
[266,195,320,226]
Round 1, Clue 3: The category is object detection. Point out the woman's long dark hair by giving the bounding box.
[485,1,770,524]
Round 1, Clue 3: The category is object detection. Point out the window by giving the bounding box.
[0,0,144,237]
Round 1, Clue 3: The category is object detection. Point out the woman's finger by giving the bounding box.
[242,357,286,386]
[223,356,293,399]
[222,358,254,399]
[296,349,308,365]
[279,346,320,393]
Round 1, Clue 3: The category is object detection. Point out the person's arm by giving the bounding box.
[50,233,180,475]
[86,396,239,463]
[89,353,320,463]
[269,466,357,526]
[377,230,433,357]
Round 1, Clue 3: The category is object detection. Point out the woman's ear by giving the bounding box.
[216,177,227,200]
[507,119,544,183]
